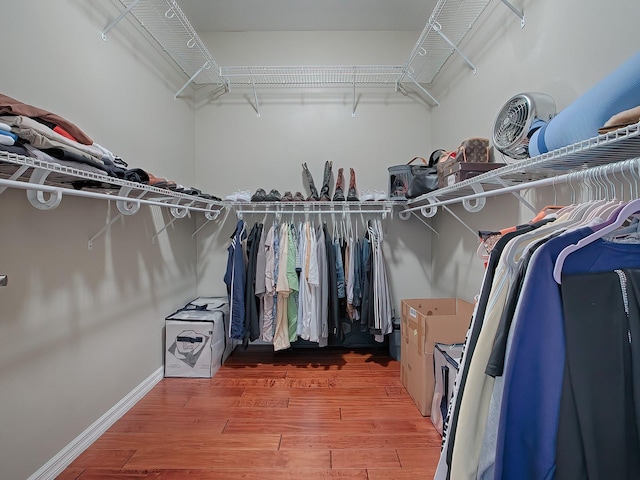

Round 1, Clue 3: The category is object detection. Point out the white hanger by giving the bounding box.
[553,198,640,283]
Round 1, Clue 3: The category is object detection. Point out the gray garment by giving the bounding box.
[255,221,268,296]
[23,143,105,175]
[316,225,329,346]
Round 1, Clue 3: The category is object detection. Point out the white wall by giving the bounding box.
[4,0,639,477]
[427,0,640,299]
[194,30,435,309]
[0,2,198,479]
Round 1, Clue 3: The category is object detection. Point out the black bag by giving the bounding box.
[406,151,443,199]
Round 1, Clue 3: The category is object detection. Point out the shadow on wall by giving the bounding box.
[0,190,197,377]
[430,195,522,299]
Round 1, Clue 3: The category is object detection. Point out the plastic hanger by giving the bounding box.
[553,198,640,283]
[530,205,564,224]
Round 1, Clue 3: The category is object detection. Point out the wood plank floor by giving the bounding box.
[58,345,442,479]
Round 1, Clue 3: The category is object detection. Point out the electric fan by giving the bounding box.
[492,93,557,160]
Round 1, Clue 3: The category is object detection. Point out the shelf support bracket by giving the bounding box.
[88,210,124,250]
[249,68,261,117]
[462,183,487,212]
[26,168,62,210]
[116,186,144,216]
[430,20,477,75]
[175,61,210,99]
[101,0,142,41]
[152,216,179,244]
[500,0,525,28]
[352,68,357,117]
[494,177,537,213]
[443,205,478,238]
[0,165,29,195]
[404,76,439,106]
[192,205,223,237]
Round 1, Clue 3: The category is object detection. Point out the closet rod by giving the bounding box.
[401,157,640,214]
[234,208,393,215]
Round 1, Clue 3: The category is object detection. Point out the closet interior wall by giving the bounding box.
[0,2,199,479]
[3,0,640,478]
[427,0,640,299]
[194,30,435,308]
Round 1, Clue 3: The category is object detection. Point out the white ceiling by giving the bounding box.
[178,0,436,33]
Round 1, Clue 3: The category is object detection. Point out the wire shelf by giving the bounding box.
[119,0,227,87]
[220,65,405,88]
[0,150,223,212]
[406,122,640,207]
[106,0,506,99]
[402,0,492,84]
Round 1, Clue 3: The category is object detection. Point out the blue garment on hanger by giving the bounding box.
[495,227,640,480]
[224,220,247,340]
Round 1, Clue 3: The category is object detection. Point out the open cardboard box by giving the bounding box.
[400,298,474,416]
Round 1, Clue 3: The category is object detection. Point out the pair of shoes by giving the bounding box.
[319,160,333,201]
[302,161,335,201]
[302,162,360,201]
[281,191,294,202]
[225,190,251,202]
[265,189,282,201]
[251,188,267,202]
[360,190,388,201]
[293,191,305,202]
[252,188,282,202]
[333,167,359,201]
[302,163,320,201]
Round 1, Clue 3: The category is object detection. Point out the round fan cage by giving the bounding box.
[492,93,557,160]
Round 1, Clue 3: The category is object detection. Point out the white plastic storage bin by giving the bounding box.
[164,297,231,378]
[431,342,464,434]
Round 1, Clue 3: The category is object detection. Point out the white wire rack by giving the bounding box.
[0,150,223,219]
[220,65,405,89]
[107,0,228,96]
[401,0,491,84]
[404,122,640,216]
[230,200,399,220]
[102,0,525,104]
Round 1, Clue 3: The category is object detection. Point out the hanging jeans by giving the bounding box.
[557,269,640,480]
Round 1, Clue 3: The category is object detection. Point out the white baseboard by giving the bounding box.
[28,366,164,480]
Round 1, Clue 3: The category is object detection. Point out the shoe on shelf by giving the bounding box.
[347,168,359,201]
[236,190,251,202]
[251,188,267,202]
[373,190,388,201]
[225,190,251,202]
[281,191,294,202]
[293,191,305,202]
[360,190,374,201]
[332,167,346,201]
[264,189,282,202]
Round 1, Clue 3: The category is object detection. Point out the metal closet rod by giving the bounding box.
[0,178,223,214]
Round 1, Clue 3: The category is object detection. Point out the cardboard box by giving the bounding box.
[400,298,474,416]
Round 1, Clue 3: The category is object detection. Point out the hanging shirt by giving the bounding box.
[287,224,300,342]
[316,225,329,347]
[496,229,640,480]
[273,223,291,352]
[261,225,277,342]
[223,220,247,340]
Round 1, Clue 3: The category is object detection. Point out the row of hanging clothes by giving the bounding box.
[224,215,393,351]
[435,171,640,480]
